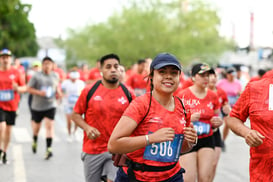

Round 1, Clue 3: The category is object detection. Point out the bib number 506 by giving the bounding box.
[143,133,184,163]
[150,141,173,157]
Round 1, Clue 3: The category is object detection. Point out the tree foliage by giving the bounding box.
[0,0,38,57]
[62,0,234,68]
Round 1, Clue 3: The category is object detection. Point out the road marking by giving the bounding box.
[13,144,26,182]
[13,128,32,143]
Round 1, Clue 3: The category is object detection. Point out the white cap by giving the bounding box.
[69,71,80,79]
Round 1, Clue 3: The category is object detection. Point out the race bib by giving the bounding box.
[143,133,184,163]
[41,86,54,98]
[228,95,238,107]
[0,90,14,101]
[134,88,146,97]
[193,121,210,136]
[68,94,79,104]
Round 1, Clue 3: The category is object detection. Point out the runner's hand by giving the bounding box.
[211,116,223,128]
[12,82,19,91]
[222,104,231,115]
[184,123,197,145]
[149,128,175,143]
[85,126,101,140]
[245,130,265,147]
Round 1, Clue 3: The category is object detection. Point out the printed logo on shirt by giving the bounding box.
[9,74,15,80]
[93,95,102,101]
[182,98,200,107]
[149,117,162,123]
[179,118,186,126]
[118,97,127,104]
[219,98,223,105]
[207,102,213,110]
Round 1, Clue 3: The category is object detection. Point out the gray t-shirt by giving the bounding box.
[28,71,59,111]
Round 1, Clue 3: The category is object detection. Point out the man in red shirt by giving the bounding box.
[72,53,135,182]
[53,63,66,82]
[0,49,26,164]
[87,59,102,84]
[78,63,90,82]
[126,59,148,96]
[227,77,273,181]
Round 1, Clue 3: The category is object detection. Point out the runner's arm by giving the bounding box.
[108,116,176,154]
[227,116,264,147]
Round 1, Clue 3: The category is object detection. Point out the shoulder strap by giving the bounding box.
[86,80,102,109]
[139,93,152,124]
[119,83,132,103]
[176,96,187,118]
[86,81,133,109]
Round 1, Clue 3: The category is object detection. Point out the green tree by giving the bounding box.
[62,0,234,68]
[0,0,38,57]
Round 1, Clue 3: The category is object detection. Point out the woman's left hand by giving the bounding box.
[211,116,223,128]
[184,123,197,145]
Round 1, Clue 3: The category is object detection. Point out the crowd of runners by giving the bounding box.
[0,48,272,182]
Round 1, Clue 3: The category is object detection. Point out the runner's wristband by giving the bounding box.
[145,135,150,145]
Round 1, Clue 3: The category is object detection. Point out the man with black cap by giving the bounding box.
[27,56,62,160]
[0,48,26,164]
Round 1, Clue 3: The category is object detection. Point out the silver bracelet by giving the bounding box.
[145,135,150,145]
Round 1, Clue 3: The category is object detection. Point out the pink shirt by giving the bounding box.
[217,79,242,97]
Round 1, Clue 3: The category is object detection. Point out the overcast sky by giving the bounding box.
[22,0,273,47]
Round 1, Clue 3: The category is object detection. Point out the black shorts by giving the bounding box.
[0,109,17,126]
[184,135,215,154]
[213,129,222,147]
[31,108,56,123]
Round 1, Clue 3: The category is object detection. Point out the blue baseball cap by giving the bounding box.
[150,53,182,71]
[0,49,12,57]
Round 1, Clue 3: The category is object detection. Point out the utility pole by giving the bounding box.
[250,12,254,50]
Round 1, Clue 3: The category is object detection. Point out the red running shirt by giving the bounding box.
[216,87,228,107]
[126,73,148,96]
[230,77,273,181]
[178,88,220,139]
[0,68,25,111]
[123,94,190,182]
[73,82,135,154]
[88,68,102,81]
[230,77,273,159]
